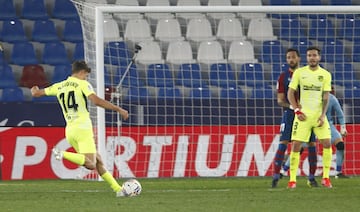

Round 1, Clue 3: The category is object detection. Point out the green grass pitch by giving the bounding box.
[0,177,359,212]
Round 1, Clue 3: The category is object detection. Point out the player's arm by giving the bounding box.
[88,94,128,120]
[276,73,291,108]
[287,71,305,120]
[30,86,46,97]
[332,96,347,136]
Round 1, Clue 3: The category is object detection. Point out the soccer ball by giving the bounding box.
[122,179,142,197]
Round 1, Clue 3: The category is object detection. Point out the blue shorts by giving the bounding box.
[330,123,342,144]
[279,109,316,142]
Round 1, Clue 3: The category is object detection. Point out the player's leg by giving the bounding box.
[314,119,332,188]
[330,125,348,178]
[282,144,304,173]
[95,153,123,193]
[307,133,318,185]
[272,111,292,187]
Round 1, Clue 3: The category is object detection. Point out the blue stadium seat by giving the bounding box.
[344,88,360,98]
[278,19,306,42]
[271,63,289,81]
[299,0,322,5]
[353,42,360,62]
[157,87,181,99]
[329,0,351,5]
[21,0,49,20]
[62,19,83,43]
[338,19,360,42]
[116,62,144,87]
[125,87,149,102]
[238,63,266,87]
[268,0,297,19]
[51,64,72,83]
[147,64,174,87]
[260,40,284,63]
[31,20,59,43]
[0,19,28,43]
[332,63,360,88]
[308,19,335,41]
[176,63,207,88]
[52,0,79,20]
[10,42,38,65]
[0,0,17,20]
[209,63,237,88]
[220,88,244,99]
[104,41,132,65]
[73,42,84,61]
[251,86,274,99]
[292,39,313,59]
[322,39,348,63]
[1,87,24,102]
[0,64,17,88]
[189,87,212,99]
[42,42,70,65]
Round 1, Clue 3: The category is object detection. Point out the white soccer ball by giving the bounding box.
[122,179,142,197]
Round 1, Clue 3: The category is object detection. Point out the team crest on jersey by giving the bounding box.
[318,75,324,82]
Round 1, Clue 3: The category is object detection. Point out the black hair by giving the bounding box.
[306,46,321,55]
[286,48,300,57]
[72,60,91,74]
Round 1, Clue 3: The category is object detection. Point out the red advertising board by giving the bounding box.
[0,125,359,180]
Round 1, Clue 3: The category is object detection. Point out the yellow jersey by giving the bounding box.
[44,76,95,128]
[288,65,332,116]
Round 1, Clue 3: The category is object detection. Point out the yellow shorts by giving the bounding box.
[65,126,96,154]
[291,113,331,142]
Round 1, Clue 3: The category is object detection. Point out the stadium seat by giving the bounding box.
[270,63,289,81]
[0,0,17,20]
[52,0,79,20]
[186,18,216,44]
[260,40,284,63]
[103,17,122,42]
[292,39,313,59]
[0,64,17,88]
[157,87,182,100]
[10,42,38,66]
[104,41,132,65]
[175,63,207,88]
[332,63,360,88]
[145,0,174,22]
[62,19,83,43]
[146,63,174,87]
[220,88,245,99]
[21,0,49,20]
[238,63,266,87]
[166,41,196,65]
[124,19,154,43]
[247,18,277,41]
[353,42,360,62]
[197,41,226,65]
[277,18,306,42]
[216,18,246,42]
[0,87,24,102]
[124,87,150,102]
[338,19,360,42]
[155,18,184,45]
[113,0,143,32]
[322,39,348,63]
[0,19,28,43]
[42,42,70,65]
[209,63,237,88]
[344,88,360,98]
[31,20,59,43]
[116,62,144,87]
[73,42,84,61]
[268,0,291,5]
[135,41,164,66]
[189,87,212,99]
[251,86,274,99]
[207,0,236,22]
[19,65,49,88]
[228,40,258,67]
[329,0,351,4]
[308,19,335,41]
[176,0,205,23]
[299,0,322,5]
[51,64,72,83]
[238,0,266,20]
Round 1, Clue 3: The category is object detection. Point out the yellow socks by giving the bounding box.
[101,172,122,192]
[63,151,85,166]
[322,147,332,179]
[289,151,300,182]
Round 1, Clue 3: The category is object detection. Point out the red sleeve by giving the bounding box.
[276,72,285,94]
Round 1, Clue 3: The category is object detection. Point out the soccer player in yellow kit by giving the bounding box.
[287,47,333,188]
[31,61,128,197]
